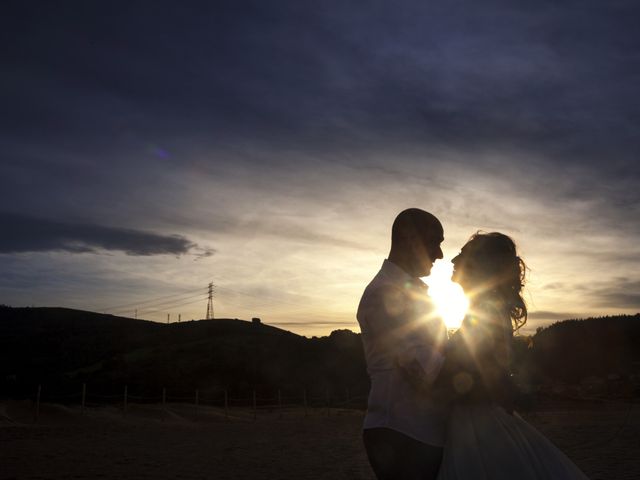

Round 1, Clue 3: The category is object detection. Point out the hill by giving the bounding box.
[0,306,368,400]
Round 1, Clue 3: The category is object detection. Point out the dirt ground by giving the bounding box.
[1,400,638,479]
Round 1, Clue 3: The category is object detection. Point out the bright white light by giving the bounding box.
[424,260,469,329]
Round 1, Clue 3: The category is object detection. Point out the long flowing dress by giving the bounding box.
[435,305,589,480]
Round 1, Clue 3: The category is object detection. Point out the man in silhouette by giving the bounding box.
[357,208,448,480]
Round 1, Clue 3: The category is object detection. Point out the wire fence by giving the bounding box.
[18,383,369,424]
[9,381,640,452]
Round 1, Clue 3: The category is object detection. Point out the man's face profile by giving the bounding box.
[389,208,444,277]
[416,229,444,277]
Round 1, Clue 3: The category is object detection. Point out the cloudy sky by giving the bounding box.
[1,1,639,336]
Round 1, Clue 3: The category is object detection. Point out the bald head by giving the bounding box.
[389,208,444,277]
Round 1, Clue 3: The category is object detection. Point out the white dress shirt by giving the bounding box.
[357,259,449,446]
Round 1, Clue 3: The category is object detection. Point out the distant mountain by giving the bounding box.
[0,306,368,401]
[2,307,639,402]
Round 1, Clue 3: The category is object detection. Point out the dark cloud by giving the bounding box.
[0,212,205,256]
[591,278,640,309]
[596,293,640,309]
[2,0,639,166]
[2,1,639,213]
[192,247,216,261]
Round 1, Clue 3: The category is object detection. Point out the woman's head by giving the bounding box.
[452,232,527,331]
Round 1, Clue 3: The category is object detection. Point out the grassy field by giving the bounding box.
[1,401,638,479]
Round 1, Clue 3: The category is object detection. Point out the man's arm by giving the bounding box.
[386,286,447,389]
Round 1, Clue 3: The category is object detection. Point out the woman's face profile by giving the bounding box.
[451,248,468,286]
[451,241,482,292]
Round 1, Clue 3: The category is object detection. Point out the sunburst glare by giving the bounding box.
[424,260,469,329]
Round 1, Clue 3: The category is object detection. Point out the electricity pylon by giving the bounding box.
[206,282,215,320]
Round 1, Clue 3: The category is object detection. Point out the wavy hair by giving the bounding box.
[462,232,528,332]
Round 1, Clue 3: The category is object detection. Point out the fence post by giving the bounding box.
[303,388,308,417]
[81,383,86,415]
[278,389,282,418]
[162,387,167,421]
[195,389,199,418]
[252,390,257,421]
[346,387,350,406]
[224,389,229,420]
[34,384,41,424]
[123,385,128,417]
[326,388,330,417]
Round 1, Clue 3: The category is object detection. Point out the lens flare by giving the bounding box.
[424,260,469,329]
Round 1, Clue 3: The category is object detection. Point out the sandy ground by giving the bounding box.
[1,400,638,479]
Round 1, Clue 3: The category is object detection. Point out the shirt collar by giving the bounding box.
[381,259,413,281]
[380,259,429,291]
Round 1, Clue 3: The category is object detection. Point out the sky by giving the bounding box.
[1,0,639,336]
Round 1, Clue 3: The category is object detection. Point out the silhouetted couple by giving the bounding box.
[357,209,588,480]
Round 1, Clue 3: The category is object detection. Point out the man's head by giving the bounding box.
[389,208,444,277]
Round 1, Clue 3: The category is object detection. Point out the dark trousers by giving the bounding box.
[363,428,443,480]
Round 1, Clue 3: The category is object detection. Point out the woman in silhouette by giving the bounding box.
[436,232,588,479]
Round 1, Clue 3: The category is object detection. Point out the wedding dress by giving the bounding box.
[435,308,589,480]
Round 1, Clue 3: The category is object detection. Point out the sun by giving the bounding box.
[423,260,469,329]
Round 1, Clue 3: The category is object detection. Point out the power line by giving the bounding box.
[109,291,207,316]
[99,286,207,312]
[134,296,209,317]
[99,280,346,327]
[102,281,324,316]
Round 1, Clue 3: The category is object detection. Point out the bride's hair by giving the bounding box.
[463,232,528,332]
